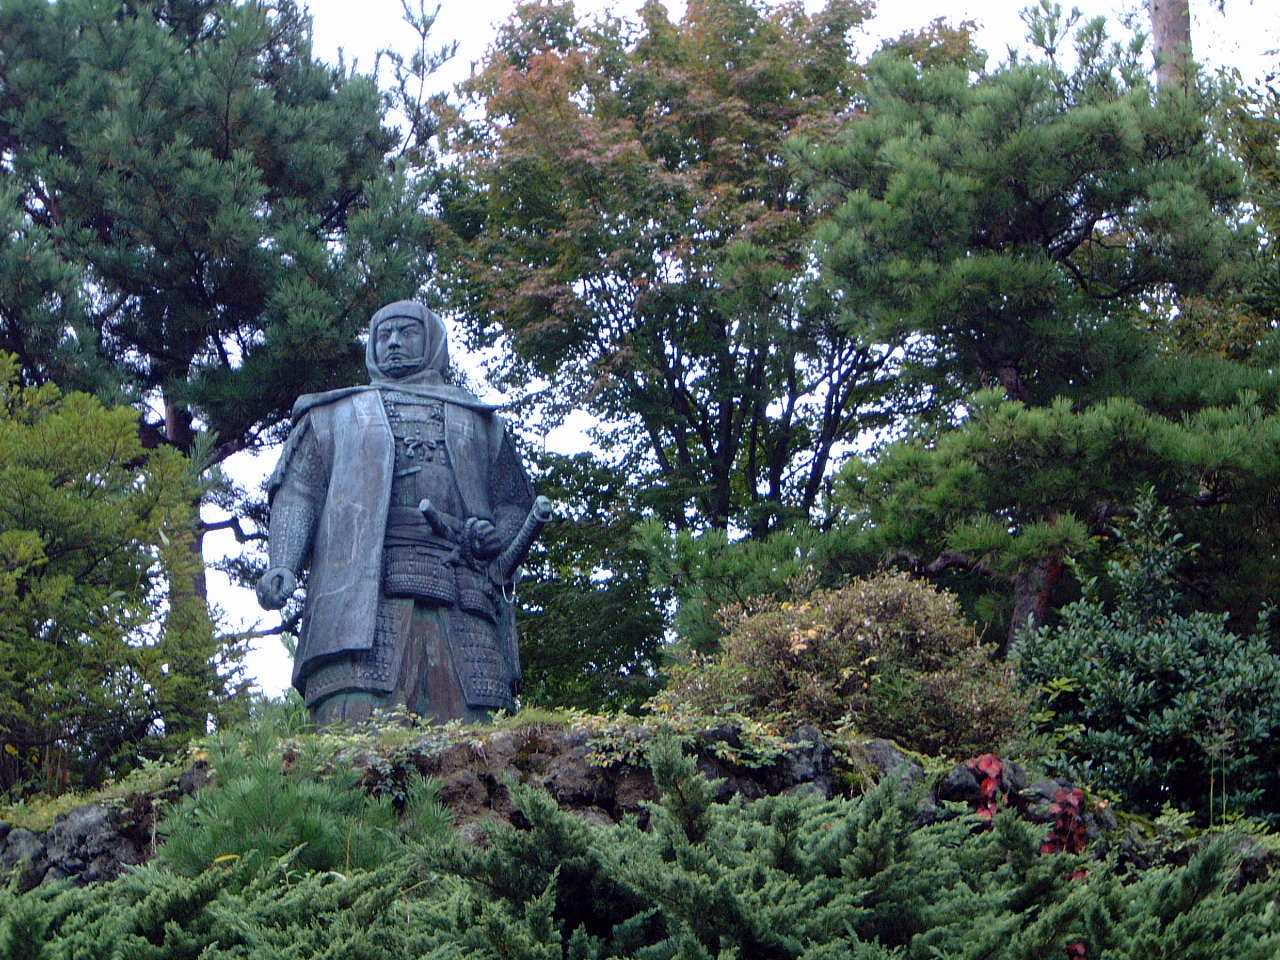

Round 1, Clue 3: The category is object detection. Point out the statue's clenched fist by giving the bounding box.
[467,518,503,559]
[256,567,298,610]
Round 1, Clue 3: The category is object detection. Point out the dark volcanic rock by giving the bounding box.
[1022,777,1075,822]
[937,763,983,804]
[1,827,45,869]
[861,738,925,788]
[541,742,605,808]
[178,761,211,796]
[779,726,833,790]
[1,827,48,890]
[0,802,151,890]
[1002,761,1030,793]
[613,769,657,826]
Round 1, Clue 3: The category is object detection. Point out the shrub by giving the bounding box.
[4,742,1279,959]
[155,716,451,876]
[1019,491,1280,823]
[653,572,1029,755]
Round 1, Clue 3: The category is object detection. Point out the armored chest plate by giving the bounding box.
[385,392,449,469]
[382,391,461,512]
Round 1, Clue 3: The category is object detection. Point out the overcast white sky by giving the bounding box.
[219,0,1279,699]
[305,0,1278,89]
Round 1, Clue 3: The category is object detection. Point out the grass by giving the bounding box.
[0,754,190,832]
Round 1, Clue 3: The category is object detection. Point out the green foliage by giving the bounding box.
[1217,72,1280,354]
[654,572,1028,756]
[0,0,444,431]
[440,0,897,701]
[418,778,653,956]
[516,451,666,713]
[443,0,896,531]
[842,385,1280,646]
[412,753,1280,960]
[646,736,721,844]
[1019,491,1280,824]
[156,716,452,876]
[637,518,874,655]
[0,354,236,795]
[0,853,470,959]
[789,8,1271,648]
[5,726,1280,958]
[0,756,189,833]
[0,0,453,652]
[877,15,984,72]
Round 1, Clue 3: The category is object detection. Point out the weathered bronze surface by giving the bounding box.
[257,301,546,724]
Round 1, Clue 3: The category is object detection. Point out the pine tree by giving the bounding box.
[0,0,449,613]
[841,385,1280,646]
[794,7,1243,414]
[793,9,1265,642]
[1149,0,1192,90]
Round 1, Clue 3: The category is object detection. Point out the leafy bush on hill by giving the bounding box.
[653,572,1029,756]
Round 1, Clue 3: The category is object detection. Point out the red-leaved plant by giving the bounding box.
[1041,787,1088,855]
[967,754,1005,819]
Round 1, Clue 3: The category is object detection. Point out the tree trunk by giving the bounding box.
[983,355,1033,404]
[163,393,210,607]
[186,520,210,606]
[158,387,220,737]
[1007,554,1065,656]
[1149,0,1192,90]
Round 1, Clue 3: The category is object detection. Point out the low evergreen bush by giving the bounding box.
[653,572,1028,755]
[1019,492,1280,823]
[3,736,1277,958]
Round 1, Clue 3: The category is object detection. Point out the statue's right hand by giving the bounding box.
[256,567,298,610]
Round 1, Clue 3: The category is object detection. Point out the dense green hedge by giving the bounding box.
[2,738,1277,959]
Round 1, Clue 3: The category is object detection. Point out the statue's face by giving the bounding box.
[373,315,427,378]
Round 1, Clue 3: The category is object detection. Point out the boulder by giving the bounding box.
[936,763,983,804]
[861,738,925,788]
[44,803,145,886]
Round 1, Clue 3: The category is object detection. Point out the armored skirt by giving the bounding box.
[306,600,492,725]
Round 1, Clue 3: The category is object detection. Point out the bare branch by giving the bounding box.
[227,608,302,642]
[885,550,1007,582]
[201,516,265,543]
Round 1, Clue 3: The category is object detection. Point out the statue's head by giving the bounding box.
[366,300,448,384]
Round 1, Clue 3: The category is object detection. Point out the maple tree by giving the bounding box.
[440,0,895,536]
